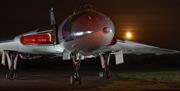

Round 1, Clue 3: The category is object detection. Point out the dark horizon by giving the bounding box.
[0,0,180,50]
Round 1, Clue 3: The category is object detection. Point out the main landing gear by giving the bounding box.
[2,50,19,80]
[99,52,112,79]
[70,56,82,85]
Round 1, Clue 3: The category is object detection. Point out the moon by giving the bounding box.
[126,32,133,40]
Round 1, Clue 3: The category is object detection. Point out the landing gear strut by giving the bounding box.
[99,52,112,79]
[2,50,19,80]
[70,56,82,85]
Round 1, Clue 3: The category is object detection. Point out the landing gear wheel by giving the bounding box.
[99,71,104,78]
[6,72,16,80]
[105,71,112,79]
[70,74,82,85]
[70,75,75,85]
[77,77,82,85]
[99,70,112,79]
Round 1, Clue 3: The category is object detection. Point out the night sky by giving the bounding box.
[0,0,180,50]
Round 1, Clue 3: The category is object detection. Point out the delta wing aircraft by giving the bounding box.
[0,3,179,85]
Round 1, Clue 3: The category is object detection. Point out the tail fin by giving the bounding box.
[49,8,56,25]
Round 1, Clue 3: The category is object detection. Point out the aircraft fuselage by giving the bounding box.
[59,10,115,56]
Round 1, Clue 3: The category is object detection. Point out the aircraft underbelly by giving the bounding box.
[63,30,114,55]
[18,44,64,54]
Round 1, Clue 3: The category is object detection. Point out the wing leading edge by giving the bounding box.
[111,40,179,55]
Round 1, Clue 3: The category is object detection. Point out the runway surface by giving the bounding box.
[0,54,180,91]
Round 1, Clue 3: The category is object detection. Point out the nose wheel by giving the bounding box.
[70,56,82,85]
[70,73,81,85]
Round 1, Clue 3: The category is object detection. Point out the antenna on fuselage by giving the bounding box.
[49,8,56,25]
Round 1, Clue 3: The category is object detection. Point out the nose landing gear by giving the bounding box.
[70,56,82,85]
